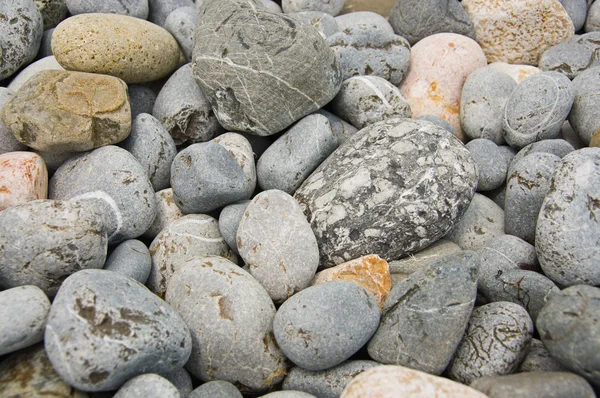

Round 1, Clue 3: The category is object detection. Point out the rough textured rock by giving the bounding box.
[294,118,477,268]
[113,374,179,398]
[0,89,27,155]
[104,239,152,284]
[539,40,599,80]
[508,139,574,178]
[0,151,48,211]
[188,380,243,398]
[282,0,343,16]
[569,66,600,146]
[35,0,68,29]
[7,55,64,92]
[290,11,340,38]
[470,372,595,398]
[143,189,184,240]
[518,338,568,373]
[66,0,149,19]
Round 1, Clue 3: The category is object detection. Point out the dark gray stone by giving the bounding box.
[219,200,251,256]
[104,239,151,284]
[484,184,507,210]
[113,374,179,398]
[165,6,197,61]
[148,0,193,26]
[508,139,574,178]
[36,150,74,175]
[315,109,358,145]
[518,338,568,373]
[289,11,340,38]
[466,139,511,191]
[559,0,588,31]
[162,367,193,398]
[189,380,243,398]
[539,41,597,80]
[66,0,149,19]
[34,0,68,29]
[273,281,380,371]
[418,114,456,136]
[335,11,394,36]
[281,0,343,16]
[569,66,600,145]
[129,84,157,119]
[0,88,27,155]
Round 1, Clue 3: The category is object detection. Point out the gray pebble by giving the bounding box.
[518,338,568,373]
[238,131,273,159]
[34,0,68,29]
[7,55,64,92]
[162,367,193,397]
[314,109,358,145]
[484,184,507,210]
[261,0,282,13]
[37,27,54,58]
[219,200,251,255]
[281,0,343,16]
[36,150,75,175]
[539,40,597,80]
[143,188,184,240]
[569,66,600,145]
[66,0,149,19]
[559,0,588,31]
[129,84,157,119]
[507,139,574,178]
[212,132,257,198]
[104,239,151,284]
[148,0,193,27]
[165,6,197,61]
[335,11,395,36]
[113,374,179,398]
[189,380,243,398]
[561,120,586,150]
[0,88,27,155]
[418,114,456,136]
[45,269,192,392]
[466,139,511,191]
[260,392,316,398]
[273,281,380,371]
[585,0,600,32]
[290,11,340,38]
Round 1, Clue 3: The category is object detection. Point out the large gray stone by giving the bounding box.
[212,133,257,199]
[507,139,574,178]
[518,338,568,373]
[289,11,340,38]
[466,138,512,191]
[539,40,598,80]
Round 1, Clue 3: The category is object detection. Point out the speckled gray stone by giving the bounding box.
[273,281,380,371]
[418,114,456,136]
[165,6,197,61]
[165,256,288,392]
[290,11,340,38]
[113,374,179,398]
[0,200,107,296]
[260,392,317,398]
[368,251,478,375]
[143,188,184,240]
[537,285,600,388]
[129,84,157,119]
[503,72,574,149]
[507,139,574,178]
[327,25,411,85]
[153,63,223,146]
[335,11,395,36]
[0,0,44,80]
[34,0,68,29]
[162,367,193,398]
[189,380,243,398]
[539,41,598,80]
[49,145,157,245]
[282,0,343,16]
[461,67,516,144]
[7,55,64,92]
[192,0,342,136]
[45,269,192,392]
[536,148,600,286]
[517,338,568,373]
[0,286,50,356]
[294,118,477,267]
[212,132,257,199]
[388,0,475,45]
[219,200,250,255]
[569,66,600,145]
[104,239,151,284]
[559,0,588,31]
[257,114,338,194]
[66,0,149,19]
[148,0,193,26]
[315,109,358,145]
[466,139,512,191]
[447,302,533,384]
[0,88,27,155]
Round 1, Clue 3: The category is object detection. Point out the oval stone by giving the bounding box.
[189,380,243,398]
[113,374,179,398]
[104,239,152,284]
[0,151,48,211]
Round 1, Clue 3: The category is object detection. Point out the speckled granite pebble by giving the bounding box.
[66,0,149,19]
[0,151,48,211]
[113,374,179,398]
[188,380,243,398]
[104,239,151,284]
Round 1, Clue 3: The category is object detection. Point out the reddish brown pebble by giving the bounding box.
[0,152,47,211]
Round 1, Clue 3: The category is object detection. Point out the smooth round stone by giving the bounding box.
[49,146,156,245]
[537,285,600,387]
[461,67,517,144]
[488,62,542,83]
[282,0,343,16]
[0,152,48,211]
[335,11,394,34]
[518,338,568,373]
[189,380,243,398]
[261,392,316,398]
[52,13,180,83]
[219,200,250,256]
[257,114,338,194]
[447,302,533,384]
[338,0,396,17]
[66,0,149,19]
[0,89,27,155]
[539,41,597,80]
[113,374,179,398]
[466,139,511,191]
[0,200,107,296]
[290,11,339,38]
[503,72,574,149]
[1,70,131,153]
[508,139,574,178]
[315,109,359,145]
[148,214,236,298]
[340,365,488,398]
[162,367,193,397]
[35,0,68,29]
[45,269,192,392]
[165,257,288,392]
[536,148,600,286]
[327,25,411,85]
[504,153,561,243]
[400,33,487,142]
[0,286,50,356]
[0,0,43,81]
[559,0,588,31]
[212,132,257,198]
[7,55,64,92]
[129,84,157,119]
[294,118,477,267]
[120,113,177,191]
[462,0,574,65]
[331,76,412,129]
[273,281,380,371]
[153,63,223,146]
[165,6,197,61]
[104,239,151,284]
[262,0,282,13]
[569,66,600,145]
[143,188,184,240]
[388,0,475,45]
[148,0,194,27]
[585,0,600,32]
[418,114,457,136]
[192,0,342,136]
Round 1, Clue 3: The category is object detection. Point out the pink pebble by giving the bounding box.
[0,152,48,211]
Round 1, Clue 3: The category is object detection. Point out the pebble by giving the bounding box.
[569,66,600,145]
[290,11,340,38]
[0,285,50,356]
[164,6,197,61]
[282,0,344,16]
[129,84,157,119]
[539,40,598,80]
[113,374,180,398]
[37,27,54,58]
[218,200,250,255]
[104,239,152,284]
[334,11,394,36]
[338,0,396,18]
[35,0,69,29]
[143,188,184,240]
[0,89,27,155]
[418,114,457,136]
[262,0,282,13]
[66,0,149,19]
[0,151,48,211]
[487,62,541,84]
[518,338,568,373]
[466,139,512,191]
[507,139,575,178]
[0,0,44,81]
[52,13,180,83]
[163,367,193,397]
[148,0,193,27]
[559,0,588,31]
[189,380,243,398]
[7,55,64,92]
[315,109,359,145]
[165,256,288,392]
[212,132,257,199]
[585,0,600,32]
[35,150,74,175]
[261,392,317,398]
[273,281,380,371]
[45,269,192,392]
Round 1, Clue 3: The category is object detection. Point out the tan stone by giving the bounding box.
[1,70,131,153]
[311,254,391,310]
[463,0,574,66]
[0,152,48,211]
[52,13,180,83]
[339,0,396,17]
[488,61,542,83]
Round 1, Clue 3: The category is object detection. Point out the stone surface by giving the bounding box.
[189,380,243,398]
[0,152,48,211]
[212,132,257,199]
[261,392,317,398]
[162,367,193,397]
[570,66,600,145]
[1,70,131,153]
[539,40,598,80]
[418,114,457,136]
[560,0,588,31]
[165,6,197,62]
[586,0,600,32]
[290,11,340,38]
[488,62,541,83]
[0,89,27,155]
[148,0,193,27]
[35,0,68,29]
[338,0,396,18]
[143,188,184,240]
[282,0,343,16]
[517,338,568,372]
[104,239,152,284]
[315,109,359,146]
[52,13,180,83]
[466,139,512,191]
[294,118,477,268]
[335,11,394,35]
[129,84,157,119]
[507,139,574,178]
[66,0,149,19]
[388,240,462,284]
[218,200,250,256]
[113,374,179,398]
[7,55,64,92]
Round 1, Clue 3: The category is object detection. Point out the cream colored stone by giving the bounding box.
[0,152,48,211]
[463,0,574,66]
[488,61,542,83]
[52,13,180,83]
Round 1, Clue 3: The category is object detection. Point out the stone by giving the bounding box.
[539,40,598,80]
[52,13,180,83]
[35,0,68,29]
[418,114,457,136]
[0,151,48,211]
[257,114,338,194]
[153,63,223,146]
[586,0,600,32]
[0,286,50,356]
[282,0,343,16]
[330,76,412,129]
[262,0,282,13]
[536,148,600,286]
[273,281,380,371]
[49,145,156,245]
[212,132,257,198]
[488,62,541,83]
[537,285,600,387]
[66,0,149,19]
[517,338,568,373]
[260,392,316,398]
[290,11,340,38]
[192,0,342,136]
[113,374,179,398]
[104,239,152,284]
[0,89,27,155]
[569,66,600,145]
[559,0,588,31]
[165,257,288,392]
[340,365,488,398]
[388,0,476,45]
[461,67,517,144]
[148,0,194,27]
[0,0,43,81]
[294,118,477,268]
[311,254,390,311]
[327,25,411,85]
[400,33,487,142]
[335,11,394,35]
[189,381,243,398]
[38,27,54,58]
[129,84,157,119]
[2,70,131,153]
[338,0,396,18]
[507,139,574,178]
[563,120,587,150]
[368,251,478,375]
[143,188,184,240]
[35,150,74,174]
[7,55,64,92]
[314,109,358,145]
[45,269,192,392]
[470,372,595,398]
[484,184,507,210]
[165,6,197,61]
[466,139,512,191]
[0,200,107,296]
[219,200,251,255]
[120,113,177,191]
[148,214,236,298]
[462,0,575,65]
[162,368,193,397]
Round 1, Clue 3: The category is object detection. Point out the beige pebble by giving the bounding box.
[487,62,542,83]
[0,152,48,211]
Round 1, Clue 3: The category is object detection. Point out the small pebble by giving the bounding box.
[212,132,257,199]
[7,55,64,92]
[518,338,568,373]
[113,374,180,398]
[290,11,340,38]
[559,0,588,31]
[466,138,512,191]
[37,27,54,58]
[487,62,541,83]
[218,200,251,255]
[0,89,27,155]
[314,109,358,145]
[0,151,48,211]
[129,84,157,119]
[66,0,149,19]
[104,239,152,284]
[334,11,394,35]
[148,0,193,27]
[34,0,69,29]
[569,66,600,145]
[188,380,243,398]
[143,188,184,240]
[164,6,197,61]
[260,392,316,398]
[539,40,598,79]
[281,0,344,16]
[585,0,600,32]
[162,367,193,397]
[418,114,457,136]
[507,139,574,178]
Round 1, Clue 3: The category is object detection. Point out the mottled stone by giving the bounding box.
[262,0,282,13]
[148,0,193,27]
[507,139,574,178]
[0,89,27,155]
[7,55,64,92]
[113,374,179,398]
[0,152,47,211]
[129,84,157,119]
[335,11,394,35]
[212,132,257,198]
[314,109,359,145]
[66,0,149,19]
[35,0,68,29]
[517,338,568,373]
[218,200,250,256]
[290,11,340,38]
[188,381,243,398]
[143,188,184,240]
[539,40,598,80]
[165,6,197,61]
[418,114,457,136]
[388,240,462,284]
[338,0,396,18]
[466,139,511,191]
[569,66,600,145]
[488,62,541,83]
[282,0,343,16]
[104,239,151,284]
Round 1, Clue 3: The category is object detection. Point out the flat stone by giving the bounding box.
[66,0,149,19]
[189,380,243,398]
[282,0,343,16]
[35,0,68,29]
[517,338,568,373]
[165,6,197,61]
[539,40,598,80]
[0,152,47,211]
[143,188,184,240]
[7,55,64,92]
[488,62,541,83]
[113,374,179,398]
[104,239,152,284]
